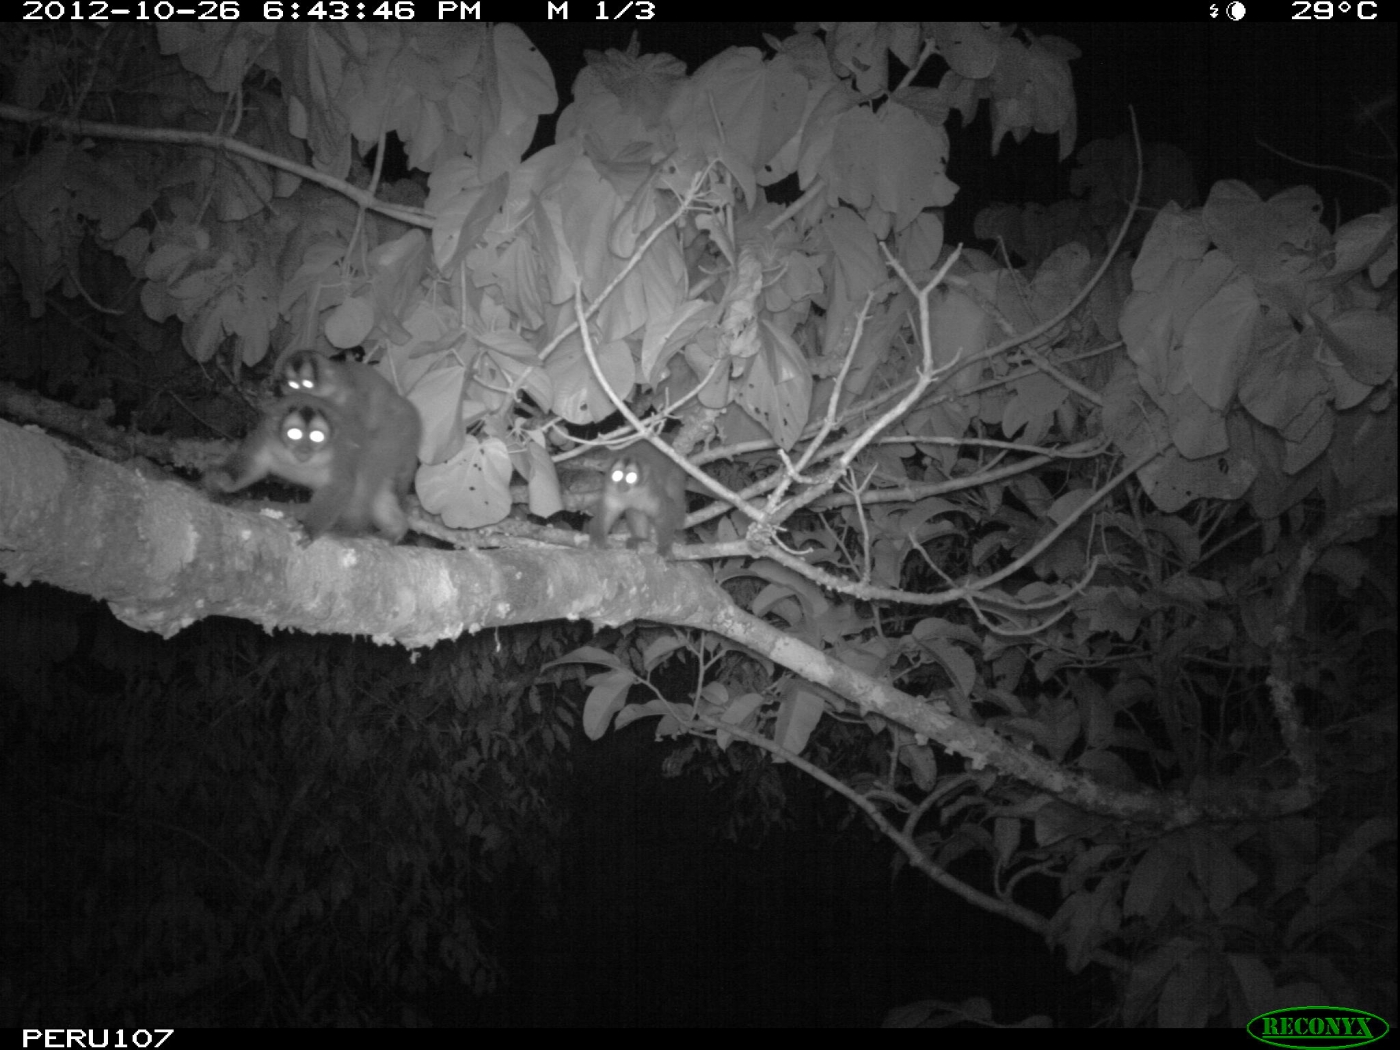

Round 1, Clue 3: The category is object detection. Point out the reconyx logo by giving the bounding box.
[1248,1006,1388,1048]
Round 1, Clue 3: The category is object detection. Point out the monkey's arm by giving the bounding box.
[204,417,282,494]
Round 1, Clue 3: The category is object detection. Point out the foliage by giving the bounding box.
[0,20,1395,1026]
[0,591,576,1025]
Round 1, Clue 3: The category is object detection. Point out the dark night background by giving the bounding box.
[1,20,1393,1028]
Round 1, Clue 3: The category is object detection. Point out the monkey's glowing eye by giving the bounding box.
[284,414,329,445]
[623,467,642,485]
[283,354,327,394]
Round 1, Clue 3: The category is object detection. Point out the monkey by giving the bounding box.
[274,349,422,539]
[205,391,420,542]
[280,350,412,435]
[590,440,687,557]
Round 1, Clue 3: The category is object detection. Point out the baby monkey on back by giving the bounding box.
[590,440,687,557]
[205,351,421,541]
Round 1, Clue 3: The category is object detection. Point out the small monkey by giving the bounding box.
[277,350,422,539]
[281,350,414,435]
[590,440,687,557]
[205,393,419,541]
